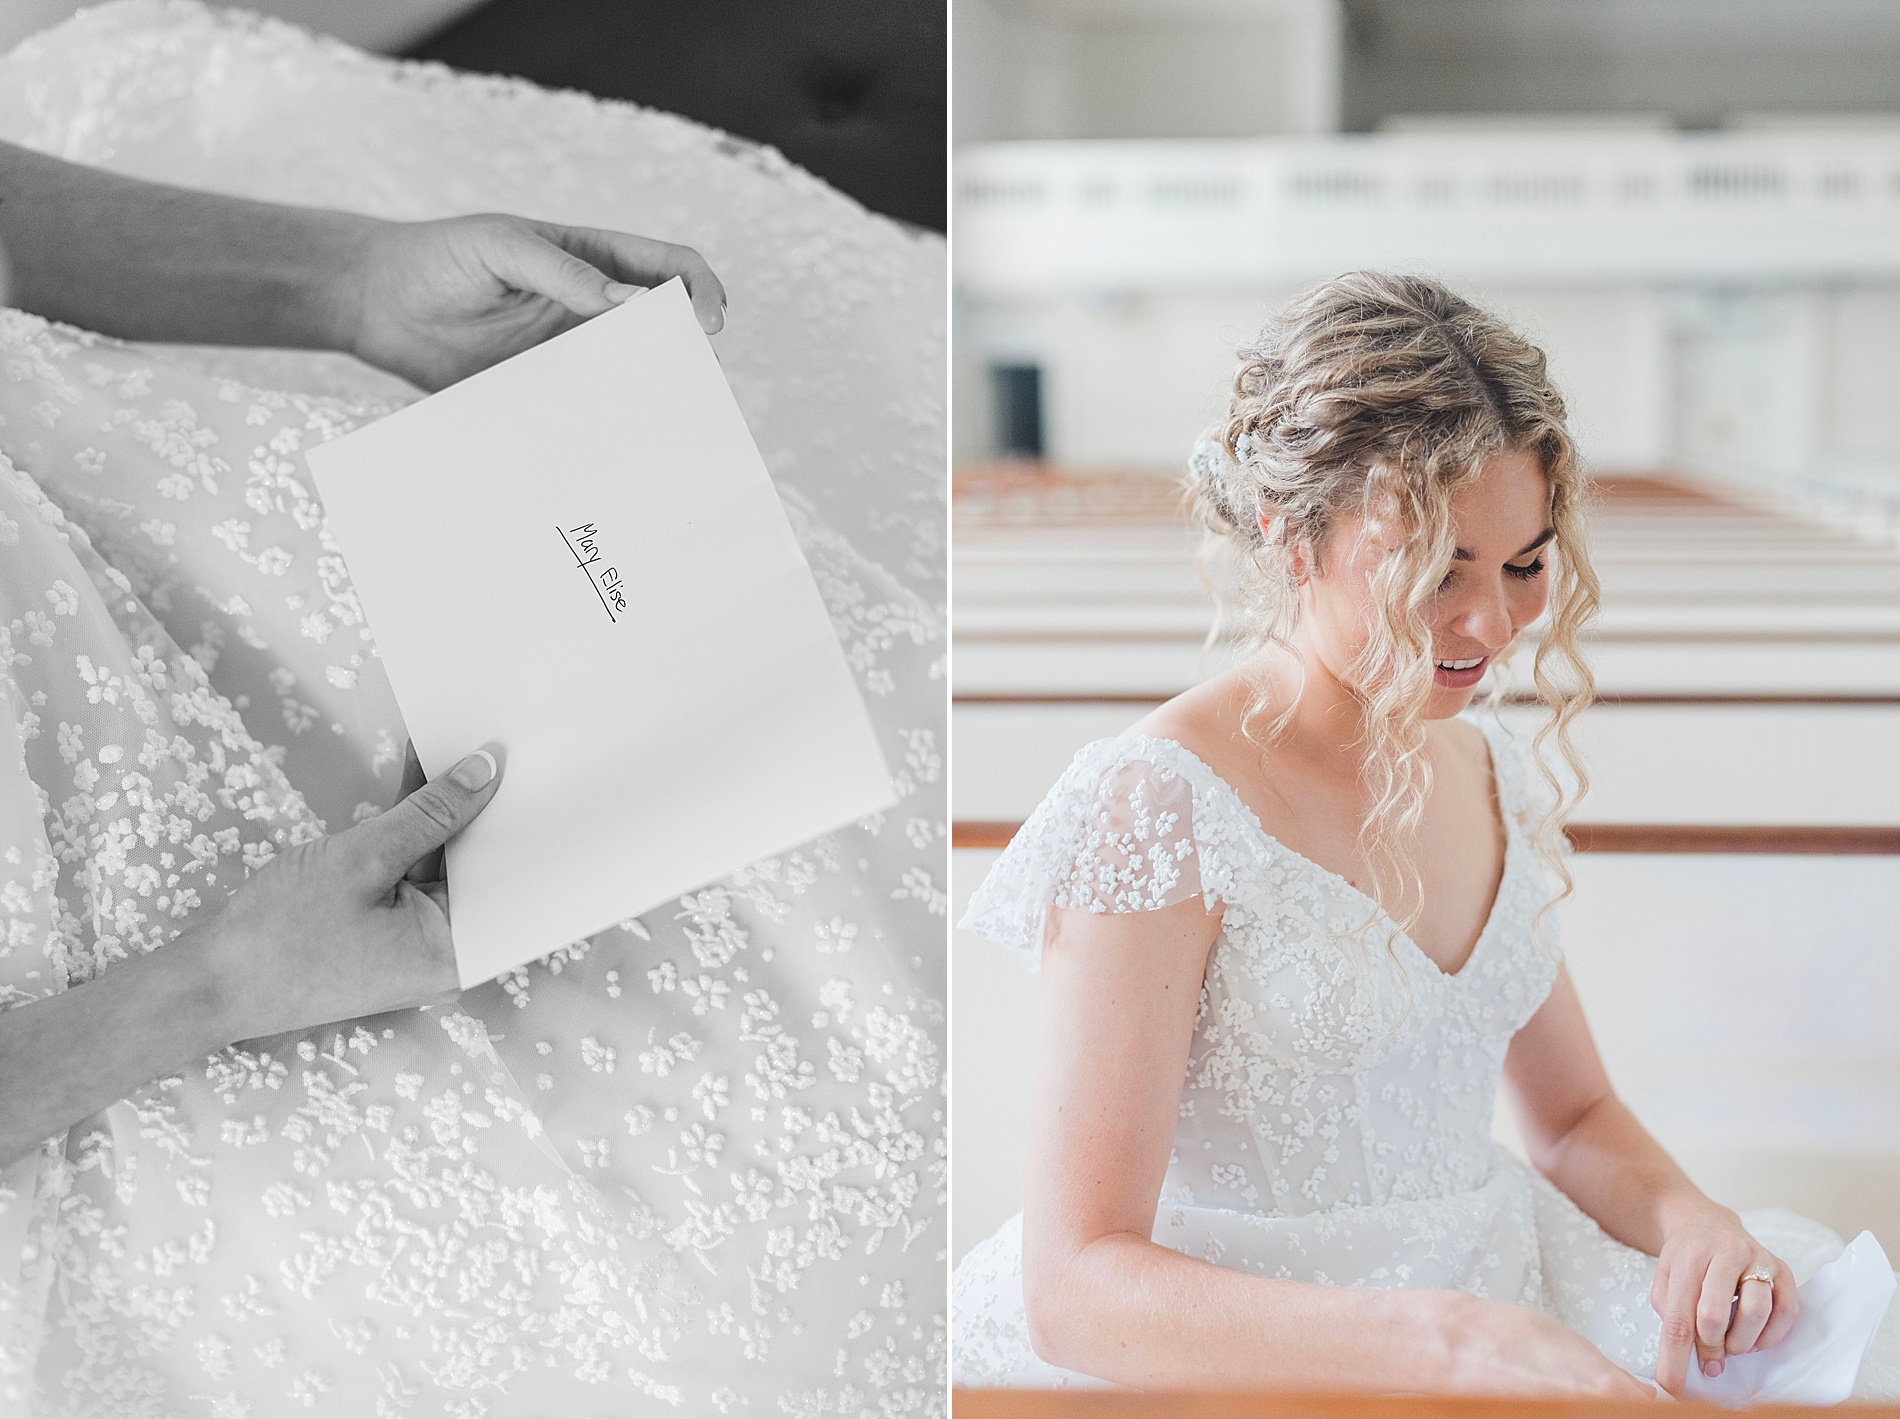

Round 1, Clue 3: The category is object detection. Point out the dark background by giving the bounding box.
[409,0,947,231]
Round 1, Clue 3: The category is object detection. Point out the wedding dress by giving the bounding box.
[951,717,1900,1396]
[0,4,945,1414]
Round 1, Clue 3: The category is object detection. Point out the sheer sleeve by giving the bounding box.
[959,737,1269,967]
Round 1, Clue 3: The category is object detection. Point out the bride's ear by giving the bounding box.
[1259,511,1314,586]
[1287,540,1313,586]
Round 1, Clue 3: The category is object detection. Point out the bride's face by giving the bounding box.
[1292,449,1555,718]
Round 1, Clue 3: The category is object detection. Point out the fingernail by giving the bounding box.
[1704,1360,1722,1378]
[450,749,496,789]
[604,281,639,304]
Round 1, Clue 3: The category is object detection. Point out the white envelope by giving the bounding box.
[307,279,895,987]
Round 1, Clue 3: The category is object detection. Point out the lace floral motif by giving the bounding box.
[960,739,1270,955]
[0,4,945,1414]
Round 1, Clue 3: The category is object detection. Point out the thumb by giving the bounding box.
[356,743,505,885]
[487,229,619,319]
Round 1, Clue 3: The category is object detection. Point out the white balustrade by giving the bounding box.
[956,132,1900,290]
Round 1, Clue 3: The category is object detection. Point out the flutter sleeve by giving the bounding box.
[958,736,1269,968]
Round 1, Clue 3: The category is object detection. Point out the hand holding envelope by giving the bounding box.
[346,214,728,390]
[308,278,895,987]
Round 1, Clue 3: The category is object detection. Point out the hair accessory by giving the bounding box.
[1188,432,1235,485]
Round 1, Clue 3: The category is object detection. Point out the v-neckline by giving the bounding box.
[1120,713,1519,985]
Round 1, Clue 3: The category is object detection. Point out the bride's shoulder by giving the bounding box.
[1451,705,1563,828]
[1021,672,1272,849]
[1118,672,1256,787]
[1437,710,1497,773]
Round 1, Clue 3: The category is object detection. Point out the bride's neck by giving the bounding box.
[1254,643,1370,768]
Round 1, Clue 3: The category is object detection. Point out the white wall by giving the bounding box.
[1344,0,1900,132]
[953,0,1075,145]
[1823,286,1900,465]
[1476,285,1670,470]
[1067,14,1323,139]
[953,0,1341,144]
[1037,288,1294,464]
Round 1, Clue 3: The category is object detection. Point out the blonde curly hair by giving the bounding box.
[1187,271,1599,946]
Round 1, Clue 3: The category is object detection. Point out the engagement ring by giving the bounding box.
[1741,1265,1775,1287]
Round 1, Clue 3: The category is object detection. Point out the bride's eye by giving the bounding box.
[1505,557,1546,581]
[1436,567,1455,592]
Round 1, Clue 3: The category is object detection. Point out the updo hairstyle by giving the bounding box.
[1186,271,1600,940]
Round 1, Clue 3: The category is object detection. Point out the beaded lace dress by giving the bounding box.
[950,721,1900,1394]
[0,4,945,1415]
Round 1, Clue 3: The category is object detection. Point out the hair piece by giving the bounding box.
[1185,271,1599,957]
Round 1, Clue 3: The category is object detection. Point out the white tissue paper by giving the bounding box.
[1657,1231,1897,1406]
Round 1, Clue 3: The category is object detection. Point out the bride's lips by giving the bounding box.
[1433,654,1488,689]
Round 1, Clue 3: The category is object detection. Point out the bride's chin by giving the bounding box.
[1423,680,1482,718]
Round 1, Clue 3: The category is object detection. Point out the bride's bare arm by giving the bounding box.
[1502,966,1800,1393]
[0,139,371,356]
[0,141,724,389]
[0,747,501,1170]
[0,926,243,1169]
[1021,898,1653,1395]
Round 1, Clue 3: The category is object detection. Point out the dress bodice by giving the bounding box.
[961,714,1565,1220]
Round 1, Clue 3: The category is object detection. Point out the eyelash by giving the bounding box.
[1437,557,1546,592]
[1508,557,1546,581]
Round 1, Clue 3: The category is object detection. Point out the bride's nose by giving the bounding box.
[1444,574,1515,652]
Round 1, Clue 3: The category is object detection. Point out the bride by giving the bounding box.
[952,271,1897,1397]
[0,4,944,1414]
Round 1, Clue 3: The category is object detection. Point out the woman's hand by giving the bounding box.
[200,743,506,1042]
[1651,1198,1799,1394]
[0,743,506,1167]
[1436,1292,1659,1399]
[0,145,723,377]
[1501,971,1796,1396]
[343,214,727,390]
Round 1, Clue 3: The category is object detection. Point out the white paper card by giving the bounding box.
[308,279,895,987]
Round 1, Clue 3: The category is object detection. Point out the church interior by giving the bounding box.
[951,0,1900,1277]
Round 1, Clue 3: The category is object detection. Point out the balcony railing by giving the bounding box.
[956,131,1900,292]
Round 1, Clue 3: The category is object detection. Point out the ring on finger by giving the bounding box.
[1737,1265,1775,1292]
